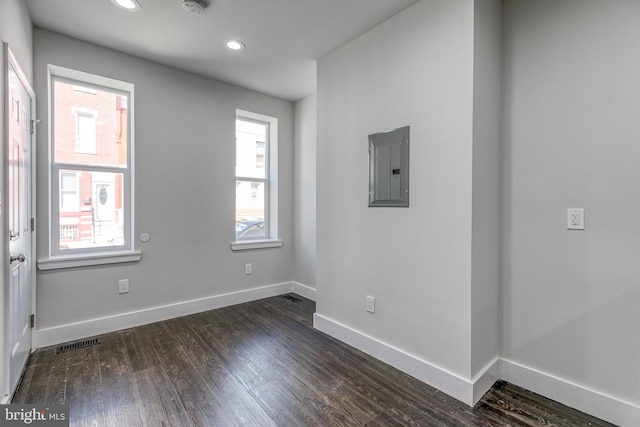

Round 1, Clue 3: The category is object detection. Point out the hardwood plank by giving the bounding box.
[244,299,446,416]
[198,307,376,425]
[64,345,106,427]
[233,322,384,424]
[224,304,403,425]
[98,333,144,427]
[365,411,409,427]
[150,321,237,426]
[196,304,287,392]
[477,381,614,427]
[134,365,193,427]
[250,377,350,426]
[11,350,39,403]
[12,347,68,405]
[164,317,277,426]
[120,325,161,373]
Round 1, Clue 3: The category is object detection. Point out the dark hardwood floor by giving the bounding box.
[13,294,614,426]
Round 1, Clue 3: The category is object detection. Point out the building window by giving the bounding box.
[60,225,79,241]
[235,110,277,241]
[49,66,134,256]
[250,182,260,200]
[75,111,97,154]
[60,172,79,211]
[255,141,265,168]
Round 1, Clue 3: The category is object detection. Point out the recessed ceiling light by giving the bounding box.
[224,40,246,51]
[111,0,141,11]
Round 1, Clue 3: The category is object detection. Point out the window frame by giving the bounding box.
[39,65,140,270]
[231,109,281,251]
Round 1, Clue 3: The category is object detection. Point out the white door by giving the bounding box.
[6,48,34,397]
[92,173,116,245]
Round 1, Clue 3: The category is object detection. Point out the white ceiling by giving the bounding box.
[25,0,419,101]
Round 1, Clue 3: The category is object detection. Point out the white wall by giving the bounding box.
[315,0,485,403]
[33,29,295,346]
[293,94,317,296]
[0,0,33,401]
[502,0,640,424]
[470,0,502,382]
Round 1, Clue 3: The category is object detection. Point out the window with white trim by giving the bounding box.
[59,172,79,212]
[234,110,278,244]
[74,110,97,154]
[48,66,134,257]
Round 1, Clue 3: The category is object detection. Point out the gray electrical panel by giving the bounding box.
[368,126,409,207]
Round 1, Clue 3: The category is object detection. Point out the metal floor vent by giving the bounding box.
[56,338,101,354]
[280,294,301,303]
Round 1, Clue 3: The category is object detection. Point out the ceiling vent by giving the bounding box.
[182,0,206,15]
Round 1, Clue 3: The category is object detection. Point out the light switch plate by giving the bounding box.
[567,208,585,230]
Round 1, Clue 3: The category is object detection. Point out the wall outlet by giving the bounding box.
[118,279,129,294]
[567,208,585,230]
[366,296,375,313]
[245,263,252,275]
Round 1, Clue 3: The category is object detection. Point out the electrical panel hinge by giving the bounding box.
[31,217,35,232]
[30,120,35,135]
[30,314,35,328]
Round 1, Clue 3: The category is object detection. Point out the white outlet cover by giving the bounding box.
[567,208,585,230]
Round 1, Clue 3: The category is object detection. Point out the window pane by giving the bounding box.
[60,172,79,212]
[61,172,77,190]
[76,113,96,154]
[235,180,266,239]
[236,119,267,179]
[58,169,125,250]
[53,80,128,167]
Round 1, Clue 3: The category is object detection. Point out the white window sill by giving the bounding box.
[37,251,142,270]
[230,239,283,251]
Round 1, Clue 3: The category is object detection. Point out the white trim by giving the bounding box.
[37,251,142,270]
[313,313,497,406]
[500,358,640,427]
[472,357,500,403]
[48,65,134,93]
[291,281,316,301]
[311,314,636,425]
[3,44,37,403]
[230,239,282,251]
[35,281,294,348]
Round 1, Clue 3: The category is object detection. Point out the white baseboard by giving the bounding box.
[291,281,316,301]
[35,282,294,349]
[35,285,634,426]
[472,356,500,403]
[500,358,640,427]
[313,313,497,406]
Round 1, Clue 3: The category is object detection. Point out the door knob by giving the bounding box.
[10,254,26,264]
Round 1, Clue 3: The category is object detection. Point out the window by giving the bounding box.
[60,172,79,211]
[60,225,79,241]
[45,65,137,264]
[255,141,265,168]
[233,110,281,249]
[75,111,97,154]
[250,182,260,200]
